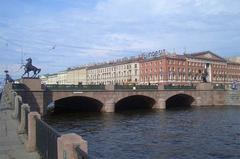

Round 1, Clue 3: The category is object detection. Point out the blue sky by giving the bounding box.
[0,0,240,79]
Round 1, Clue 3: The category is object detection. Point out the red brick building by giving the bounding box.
[139,51,240,85]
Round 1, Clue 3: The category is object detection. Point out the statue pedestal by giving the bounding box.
[20,78,42,91]
[196,83,213,90]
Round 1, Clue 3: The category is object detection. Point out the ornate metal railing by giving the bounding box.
[75,145,88,159]
[36,118,61,159]
[164,85,196,90]
[46,84,105,91]
[12,83,26,91]
[213,84,225,90]
[114,85,158,90]
[17,103,22,122]
[24,107,30,135]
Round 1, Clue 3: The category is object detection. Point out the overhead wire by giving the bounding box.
[0,35,142,54]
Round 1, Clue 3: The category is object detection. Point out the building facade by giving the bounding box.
[227,62,240,83]
[41,73,59,84]
[41,51,240,86]
[41,68,87,85]
[140,51,240,85]
[65,67,87,85]
[87,59,140,85]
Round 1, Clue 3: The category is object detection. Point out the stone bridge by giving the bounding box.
[13,79,240,115]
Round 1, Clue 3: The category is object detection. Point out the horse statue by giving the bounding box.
[22,58,41,78]
[201,69,208,83]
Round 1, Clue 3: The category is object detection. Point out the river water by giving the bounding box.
[45,107,240,159]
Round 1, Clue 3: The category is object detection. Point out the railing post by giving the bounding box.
[105,85,114,91]
[12,95,22,119]
[57,133,88,159]
[4,89,11,105]
[26,112,41,152]
[18,104,30,134]
[196,83,213,90]
[158,85,164,90]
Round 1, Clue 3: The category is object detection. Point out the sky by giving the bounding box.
[0,0,240,79]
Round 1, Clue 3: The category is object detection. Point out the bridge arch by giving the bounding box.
[166,94,195,109]
[53,96,103,113]
[115,95,156,112]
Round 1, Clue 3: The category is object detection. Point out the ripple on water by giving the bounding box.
[45,106,240,159]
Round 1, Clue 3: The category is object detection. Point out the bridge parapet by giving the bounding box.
[164,85,196,90]
[196,83,213,90]
[44,83,220,92]
[45,84,105,91]
[11,80,240,115]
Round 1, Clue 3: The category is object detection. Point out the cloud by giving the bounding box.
[0,0,240,76]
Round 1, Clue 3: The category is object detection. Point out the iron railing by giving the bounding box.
[12,84,26,91]
[114,85,158,90]
[36,118,61,159]
[75,145,88,159]
[164,85,196,90]
[213,84,225,90]
[17,103,22,122]
[46,84,105,91]
[24,107,30,135]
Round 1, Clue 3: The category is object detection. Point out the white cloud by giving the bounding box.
[0,0,240,76]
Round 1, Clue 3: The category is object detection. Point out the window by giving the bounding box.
[135,70,138,75]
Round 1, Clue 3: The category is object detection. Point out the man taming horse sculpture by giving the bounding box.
[198,69,208,83]
[22,58,41,78]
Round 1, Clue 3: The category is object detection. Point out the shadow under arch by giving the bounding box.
[53,96,103,113]
[115,95,156,112]
[166,94,195,110]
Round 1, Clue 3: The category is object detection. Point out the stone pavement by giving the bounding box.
[0,99,40,159]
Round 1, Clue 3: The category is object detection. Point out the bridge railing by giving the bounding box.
[12,83,26,91]
[164,85,196,90]
[114,85,158,90]
[213,84,225,90]
[45,84,105,91]
[36,117,60,159]
[17,101,22,122]
[24,106,30,135]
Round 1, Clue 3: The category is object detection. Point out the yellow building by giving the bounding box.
[65,67,87,85]
[41,67,87,85]
[87,59,140,85]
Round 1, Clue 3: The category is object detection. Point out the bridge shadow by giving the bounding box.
[166,94,194,110]
[53,96,103,114]
[115,95,156,112]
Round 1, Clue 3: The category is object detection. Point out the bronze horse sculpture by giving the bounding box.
[22,58,41,78]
